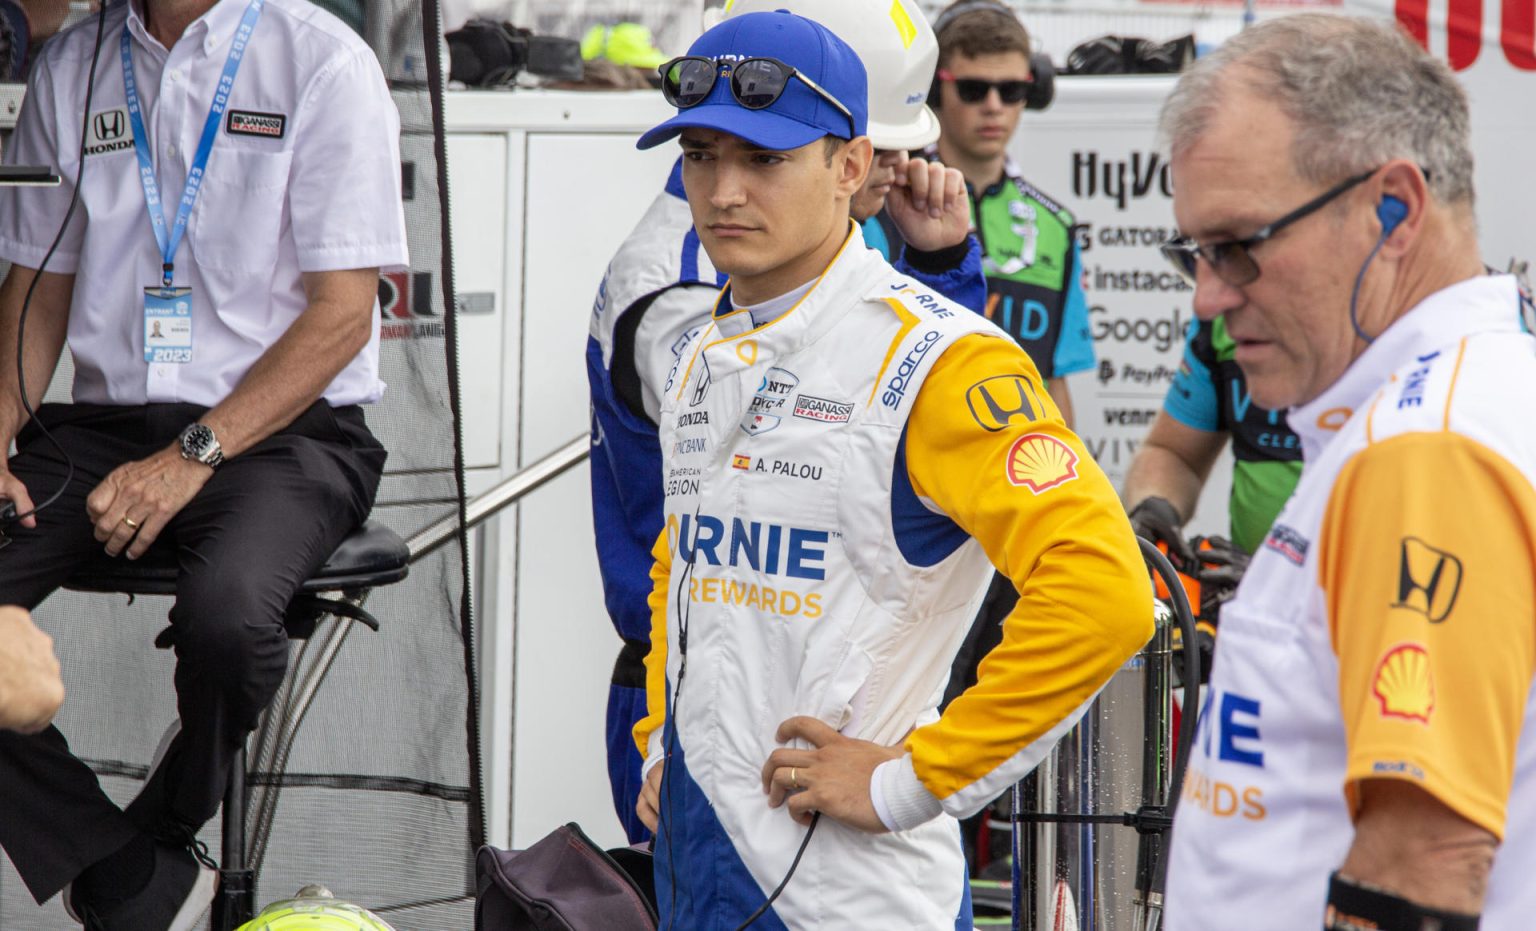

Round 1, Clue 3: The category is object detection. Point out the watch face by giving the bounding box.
[183,424,215,457]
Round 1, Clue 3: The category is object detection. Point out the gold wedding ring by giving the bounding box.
[121,517,141,530]
[790,767,799,790]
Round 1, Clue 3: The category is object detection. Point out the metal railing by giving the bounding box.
[406,434,591,561]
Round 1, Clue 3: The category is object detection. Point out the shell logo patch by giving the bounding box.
[1004,434,1078,494]
[1372,644,1435,724]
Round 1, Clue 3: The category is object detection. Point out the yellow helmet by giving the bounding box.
[235,885,397,931]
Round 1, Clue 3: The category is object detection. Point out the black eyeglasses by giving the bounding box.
[936,68,1032,105]
[1161,169,1379,288]
[658,56,857,139]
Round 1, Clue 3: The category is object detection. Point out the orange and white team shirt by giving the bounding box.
[1165,275,1536,930]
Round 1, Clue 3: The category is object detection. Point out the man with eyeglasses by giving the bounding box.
[627,11,1151,928]
[1158,15,1536,931]
[586,0,985,846]
[927,0,1093,431]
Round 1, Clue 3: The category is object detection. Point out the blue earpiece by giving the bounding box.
[1377,195,1407,237]
[1351,195,1408,345]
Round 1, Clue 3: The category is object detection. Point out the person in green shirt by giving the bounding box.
[927,0,1094,428]
[1124,317,1304,561]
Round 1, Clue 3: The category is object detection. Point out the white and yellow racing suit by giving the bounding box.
[635,221,1152,929]
[1165,275,1536,929]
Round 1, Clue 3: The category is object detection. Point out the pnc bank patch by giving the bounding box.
[226,110,287,139]
[1372,643,1434,724]
[1004,434,1077,494]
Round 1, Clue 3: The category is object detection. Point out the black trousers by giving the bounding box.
[0,401,385,902]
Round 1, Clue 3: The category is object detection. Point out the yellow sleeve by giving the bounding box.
[1321,432,1536,840]
[631,526,673,760]
[904,333,1154,802]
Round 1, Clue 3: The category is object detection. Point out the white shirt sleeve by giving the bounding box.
[871,756,945,833]
[288,47,409,273]
[0,59,85,272]
[631,284,717,423]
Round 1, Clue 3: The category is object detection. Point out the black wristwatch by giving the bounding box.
[178,423,225,469]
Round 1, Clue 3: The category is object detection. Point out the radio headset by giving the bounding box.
[0,1,108,543]
[1347,194,1406,345]
[928,0,1055,113]
[659,430,819,931]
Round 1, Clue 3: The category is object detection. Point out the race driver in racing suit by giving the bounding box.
[629,11,1153,928]
[587,0,985,843]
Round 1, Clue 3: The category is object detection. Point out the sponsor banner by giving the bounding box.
[1011,92,1233,531]
[378,270,444,340]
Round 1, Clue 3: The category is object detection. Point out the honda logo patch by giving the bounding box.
[226,110,287,139]
[84,107,133,156]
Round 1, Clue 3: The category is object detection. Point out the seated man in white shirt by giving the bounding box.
[0,1,407,928]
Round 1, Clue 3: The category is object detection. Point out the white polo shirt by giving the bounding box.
[0,0,409,407]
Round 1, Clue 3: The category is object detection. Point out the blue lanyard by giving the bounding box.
[121,0,264,288]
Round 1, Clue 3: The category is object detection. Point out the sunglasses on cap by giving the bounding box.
[1160,169,1380,289]
[658,56,858,139]
[936,68,1032,105]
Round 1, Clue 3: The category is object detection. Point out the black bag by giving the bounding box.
[1066,34,1196,75]
[475,822,658,931]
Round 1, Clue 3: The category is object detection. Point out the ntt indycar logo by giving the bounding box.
[667,512,828,580]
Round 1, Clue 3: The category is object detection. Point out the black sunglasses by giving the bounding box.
[1161,169,1379,288]
[936,68,1032,105]
[658,56,857,139]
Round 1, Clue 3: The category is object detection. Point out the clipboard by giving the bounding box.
[0,166,62,186]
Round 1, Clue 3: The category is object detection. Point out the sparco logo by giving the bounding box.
[881,330,942,409]
[85,108,133,156]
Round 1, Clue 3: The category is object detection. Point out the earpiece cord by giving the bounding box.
[1348,233,1390,346]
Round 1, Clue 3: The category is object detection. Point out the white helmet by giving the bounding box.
[711,0,941,150]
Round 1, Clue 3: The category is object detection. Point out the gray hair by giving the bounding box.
[1160,14,1473,206]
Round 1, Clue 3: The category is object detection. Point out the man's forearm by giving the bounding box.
[1338,780,1495,916]
[1121,443,1205,519]
[1046,376,1074,430]
[197,268,377,458]
[0,265,72,443]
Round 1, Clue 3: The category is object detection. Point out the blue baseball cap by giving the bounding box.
[636,11,869,151]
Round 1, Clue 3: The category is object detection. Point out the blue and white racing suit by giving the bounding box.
[588,160,987,842]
